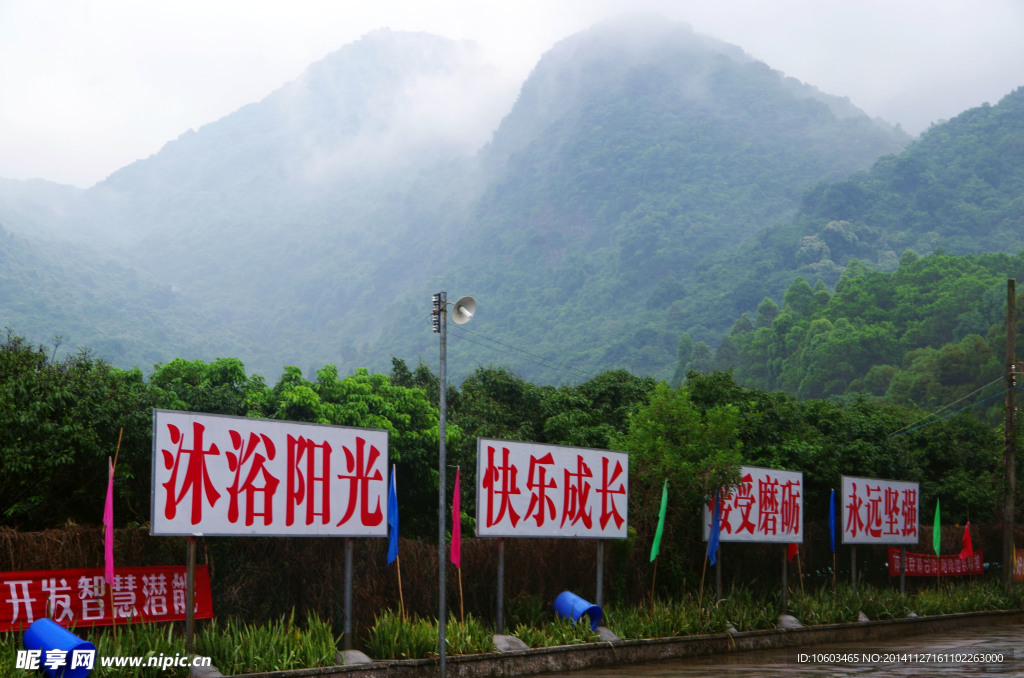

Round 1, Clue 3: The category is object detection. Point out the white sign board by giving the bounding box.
[152,410,388,536]
[475,438,628,539]
[703,466,803,543]
[841,475,919,544]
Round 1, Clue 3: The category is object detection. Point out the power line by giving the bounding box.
[888,375,1005,438]
[888,387,1015,440]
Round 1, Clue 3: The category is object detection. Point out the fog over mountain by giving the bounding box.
[6,15,995,384]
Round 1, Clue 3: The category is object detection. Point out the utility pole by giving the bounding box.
[432,292,474,677]
[433,291,448,678]
[1004,279,1016,592]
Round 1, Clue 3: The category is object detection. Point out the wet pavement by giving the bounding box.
[531,622,1023,676]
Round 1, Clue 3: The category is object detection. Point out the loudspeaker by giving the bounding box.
[452,296,476,325]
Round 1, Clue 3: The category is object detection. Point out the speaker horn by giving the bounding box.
[452,296,476,325]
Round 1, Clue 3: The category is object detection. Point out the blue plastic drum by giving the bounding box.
[553,590,603,631]
[22,618,97,678]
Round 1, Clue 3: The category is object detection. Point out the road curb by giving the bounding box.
[230,609,1024,677]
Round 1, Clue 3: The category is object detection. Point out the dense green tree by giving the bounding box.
[268,364,447,536]
[0,331,153,528]
[540,369,657,448]
[722,250,1024,408]
[755,297,779,328]
[670,333,695,388]
[783,276,818,317]
[613,379,742,590]
[149,357,270,417]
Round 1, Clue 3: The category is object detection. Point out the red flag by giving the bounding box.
[959,521,974,559]
[787,542,798,562]
[450,467,461,568]
[103,457,115,585]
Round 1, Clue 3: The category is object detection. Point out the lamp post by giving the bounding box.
[432,292,474,678]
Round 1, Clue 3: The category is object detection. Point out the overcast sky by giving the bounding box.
[2,0,1022,188]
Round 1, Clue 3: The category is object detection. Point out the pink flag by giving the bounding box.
[103,457,115,585]
[450,467,461,568]
[959,521,974,559]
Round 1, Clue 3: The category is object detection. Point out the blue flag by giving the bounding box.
[706,490,721,565]
[828,488,836,553]
[387,465,399,565]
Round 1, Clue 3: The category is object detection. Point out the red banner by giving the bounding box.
[1014,551,1024,582]
[887,547,983,577]
[0,565,212,633]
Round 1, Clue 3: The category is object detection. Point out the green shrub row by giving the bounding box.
[2,581,1022,675]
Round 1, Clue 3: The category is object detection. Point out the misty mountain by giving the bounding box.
[77,29,512,266]
[682,85,1024,344]
[0,178,82,239]
[376,16,912,379]
[3,17,915,382]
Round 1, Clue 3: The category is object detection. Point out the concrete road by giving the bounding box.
[531,622,1023,676]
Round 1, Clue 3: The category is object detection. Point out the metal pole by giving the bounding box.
[1004,279,1017,593]
[851,545,857,592]
[438,291,448,677]
[781,546,788,613]
[185,537,196,654]
[496,538,505,632]
[900,547,906,595]
[714,549,721,602]
[595,541,604,608]
[344,538,353,650]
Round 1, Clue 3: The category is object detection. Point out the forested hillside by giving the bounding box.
[0,17,910,382]
[681,86,1024,342]
[685,250,1022,420]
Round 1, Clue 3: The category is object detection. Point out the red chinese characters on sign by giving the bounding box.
[703,466,803,543]
[481,444,521,528]
[152,411,388,537]
[286,435,332,526]
[336,436,384,528]
[161,421,221,524]
[226,430,278,527]
[598,456,626,531]
[476,439,628,538]
[841,476,918,545]
[560,456,593,530]
[0,566,212,633]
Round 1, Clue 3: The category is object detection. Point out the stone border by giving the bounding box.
[226,610,1024,678]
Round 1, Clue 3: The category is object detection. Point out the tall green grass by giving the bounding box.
[194,609,338,674]
[1,619,191,677]
[446,613,496,655]
[605,598,726,639]
[90,621,189,677]
[362,610,437,659]
[511,616,599,647]
[1,581,1021,672]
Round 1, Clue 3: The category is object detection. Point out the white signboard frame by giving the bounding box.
[475,438,628,539]
[152,410,388,537]
[841,475,919,545]
[703,465,804,543]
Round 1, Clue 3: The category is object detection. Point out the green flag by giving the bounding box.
[933,498,941,556]
[650,480,669,562]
